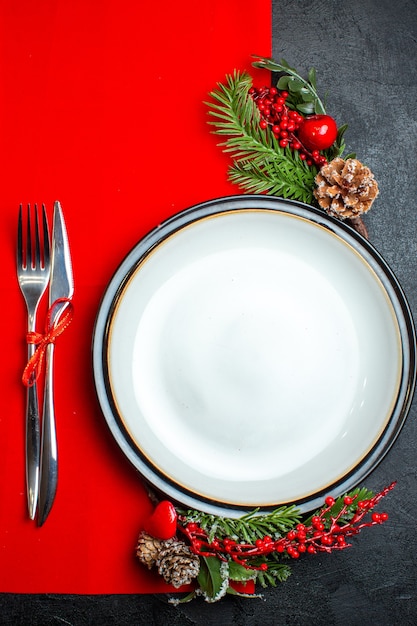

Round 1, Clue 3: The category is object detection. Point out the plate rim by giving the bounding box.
[92,195,416,516]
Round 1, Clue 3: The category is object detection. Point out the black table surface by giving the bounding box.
[2,1,416,624]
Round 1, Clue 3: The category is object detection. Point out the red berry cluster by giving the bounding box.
[279,493,390,560]
[249,86,328,168]
[178,482,395,571]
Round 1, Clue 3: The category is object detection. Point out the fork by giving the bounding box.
[17,204,50,520]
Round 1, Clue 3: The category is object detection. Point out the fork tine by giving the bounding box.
[34,204,41,268]
[41,203,50,268]
[17,203,23,267]
[26,203,32,269]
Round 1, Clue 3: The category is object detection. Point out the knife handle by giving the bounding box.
[38,342,58,526]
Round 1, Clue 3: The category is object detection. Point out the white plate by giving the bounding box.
[93,196,416,515]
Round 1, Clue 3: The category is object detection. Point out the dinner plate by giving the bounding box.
[92,195,416,516]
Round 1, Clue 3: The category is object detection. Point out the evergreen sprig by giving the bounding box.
[178,504,301,544]
[229,153,316,200]
[207,71,317,204]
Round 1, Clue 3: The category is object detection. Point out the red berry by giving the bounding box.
[259,119,268,129]
[312,516,324,530]
[297,114,338,151]
[287,546,299,558]
[321,535,334,546]
[344,496,354,506]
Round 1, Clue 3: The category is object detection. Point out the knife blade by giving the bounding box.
[38,201,74,526]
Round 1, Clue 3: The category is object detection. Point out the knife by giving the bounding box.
[38,201,74,526]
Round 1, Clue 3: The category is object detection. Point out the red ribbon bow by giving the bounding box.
[22,297,74,387]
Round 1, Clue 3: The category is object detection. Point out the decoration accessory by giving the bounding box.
[136,532,200,588]
[136,483,395,603]
[22,297,74,387]
[314,157,379,238]
[143,500,178,540]
[207,56,379,238]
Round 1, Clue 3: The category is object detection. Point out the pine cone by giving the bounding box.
[136,531,164,569]
[156,538,200,589]
[314,157,379,219]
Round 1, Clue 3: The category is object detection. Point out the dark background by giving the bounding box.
[1,0,416,624]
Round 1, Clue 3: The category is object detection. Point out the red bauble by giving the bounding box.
[297,114,338,151]
[144,500,177,540]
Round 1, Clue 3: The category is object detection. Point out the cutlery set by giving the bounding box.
[17,201,74,525]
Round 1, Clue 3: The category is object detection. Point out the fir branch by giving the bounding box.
[207,70,280,165]
[178,505,301,544]
[229,157,316,203]
[207,71,318,204]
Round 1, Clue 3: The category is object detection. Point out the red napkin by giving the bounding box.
[0,0,271,593]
